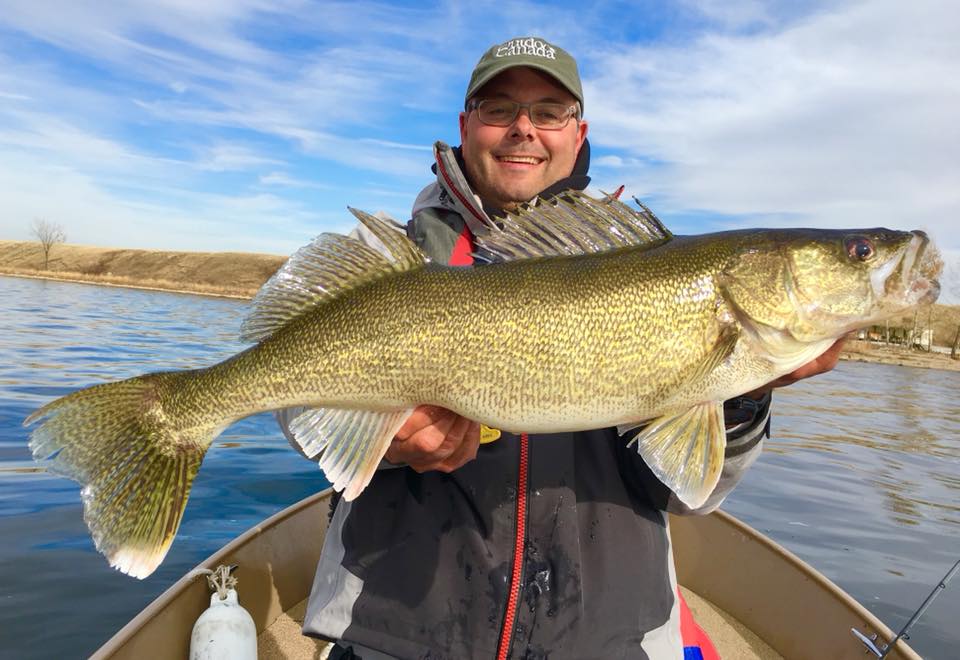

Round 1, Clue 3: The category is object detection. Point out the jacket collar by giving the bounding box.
[425,139,592,228]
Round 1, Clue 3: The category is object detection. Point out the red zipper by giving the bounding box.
[496,432,529,660]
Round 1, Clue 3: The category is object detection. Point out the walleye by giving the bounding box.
[26,192,941,578]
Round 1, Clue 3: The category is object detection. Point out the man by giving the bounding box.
[297,36,843,659]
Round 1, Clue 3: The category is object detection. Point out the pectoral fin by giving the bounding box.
[289,407,414,500]
[688,320,740,385]
[627,402,726,509]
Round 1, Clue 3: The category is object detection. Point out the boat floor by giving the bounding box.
[256,586,782,659]
[258,598,328,660]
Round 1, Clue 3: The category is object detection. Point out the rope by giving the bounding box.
[192,564,238,600]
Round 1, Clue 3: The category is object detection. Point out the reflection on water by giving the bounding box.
[0,276,957,659]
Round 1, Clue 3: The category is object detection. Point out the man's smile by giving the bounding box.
[495,154,545,165]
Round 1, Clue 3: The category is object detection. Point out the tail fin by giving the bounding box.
[25,371,218,579]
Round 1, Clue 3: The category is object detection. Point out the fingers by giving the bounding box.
[385,405,481,473]
[426,419,481,473]
[394,406,457,449]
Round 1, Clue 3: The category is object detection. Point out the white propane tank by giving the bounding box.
[189,585,257,660]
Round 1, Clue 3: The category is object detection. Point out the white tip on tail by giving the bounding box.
[110,548,167,580]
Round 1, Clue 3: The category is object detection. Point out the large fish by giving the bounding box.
[26,193,941,578]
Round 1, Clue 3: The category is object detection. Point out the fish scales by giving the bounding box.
[192,236,738,433]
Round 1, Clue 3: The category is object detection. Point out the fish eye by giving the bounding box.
[845,237,875,262]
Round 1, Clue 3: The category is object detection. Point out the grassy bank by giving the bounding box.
[3,239,959,371]
[0,240,284,299]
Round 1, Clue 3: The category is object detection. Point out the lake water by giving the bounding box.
[0,276,957,659]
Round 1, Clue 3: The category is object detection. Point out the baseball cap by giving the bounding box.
[465,36,584,112]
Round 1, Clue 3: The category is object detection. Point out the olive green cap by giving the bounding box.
[465,36,584,112]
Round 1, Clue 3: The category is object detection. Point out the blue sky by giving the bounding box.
[1,0,958,300]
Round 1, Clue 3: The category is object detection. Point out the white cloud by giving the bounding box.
[193,144,283,172]
[0,0,289,70]
[0,148,352,254]
[0,91,31,101]
[680,0,776,29]
[0,109,180,179]
[258,171,330,189]
[584,0,960,258]
[594,155,624,168]
[0,1,458,165]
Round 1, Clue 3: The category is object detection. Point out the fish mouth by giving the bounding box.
[876,230,943,306]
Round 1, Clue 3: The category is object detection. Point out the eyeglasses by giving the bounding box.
[467,99,580,130]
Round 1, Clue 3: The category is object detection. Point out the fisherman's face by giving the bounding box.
[460,66,588,211]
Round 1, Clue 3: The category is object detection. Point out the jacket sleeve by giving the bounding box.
[617,392,772,515]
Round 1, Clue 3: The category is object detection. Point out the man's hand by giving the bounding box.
[386,405,481,473]
[747,336,847,398]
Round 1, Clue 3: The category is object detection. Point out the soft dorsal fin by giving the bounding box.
[474,191,673,263]
[240,210,425,343]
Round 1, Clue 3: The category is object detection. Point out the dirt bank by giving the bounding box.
[0,240,284,298]
[840,340,960,372]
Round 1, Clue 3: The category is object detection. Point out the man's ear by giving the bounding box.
[575,119,589,156]
[459,111,469,144]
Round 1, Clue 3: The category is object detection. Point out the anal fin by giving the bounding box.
[289,407,414,500]
[627,402,726,509]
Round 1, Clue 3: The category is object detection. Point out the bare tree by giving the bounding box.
[952,258,960,301]
[31,218,66,270]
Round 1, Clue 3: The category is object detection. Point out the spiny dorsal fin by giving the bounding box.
[474,191,673,263]
[347,208,425,269]
[240,211,425,343]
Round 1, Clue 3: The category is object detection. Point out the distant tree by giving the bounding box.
[952,258,960,301]
[947,258,960,359]
[31,218,66,270]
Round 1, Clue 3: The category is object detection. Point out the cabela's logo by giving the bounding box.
[495,38,556,60]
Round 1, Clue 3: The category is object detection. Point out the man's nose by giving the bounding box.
[508,108,536,139]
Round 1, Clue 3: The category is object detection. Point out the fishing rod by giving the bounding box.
[852,558,960,657]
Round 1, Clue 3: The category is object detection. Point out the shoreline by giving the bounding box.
[839,340,960,373]
[0,240,283,300]
[1,270,255,300]
[5,267,959,373]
